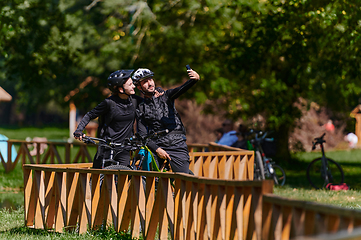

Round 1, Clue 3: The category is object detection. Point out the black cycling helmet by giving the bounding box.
[132,68,154,85]
[107,70,134,92]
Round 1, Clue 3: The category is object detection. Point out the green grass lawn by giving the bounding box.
[273,148,361,209]
[0,126,70,141]
[1,126,361,237]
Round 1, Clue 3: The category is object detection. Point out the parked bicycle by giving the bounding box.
[248,130,286,186]
[306,133,344,189]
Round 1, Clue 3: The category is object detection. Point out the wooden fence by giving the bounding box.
[0,140,95,173]
[262,194,361,240]
[1,139,244,173]
[24,153,269,239]
[23,163,361,240]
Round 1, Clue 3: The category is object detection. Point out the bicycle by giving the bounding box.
[248,130,286,186]
[82,129,170,172]
[82,129,193,187]
[306,133,344,189]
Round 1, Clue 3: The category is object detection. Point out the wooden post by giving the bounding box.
[350,105,361,147]
[69,101,76,140]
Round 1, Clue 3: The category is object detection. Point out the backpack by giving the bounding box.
[326,183,349,191]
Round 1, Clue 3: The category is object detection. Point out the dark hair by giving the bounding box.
[215,128,224,134]
[236,124,248,137]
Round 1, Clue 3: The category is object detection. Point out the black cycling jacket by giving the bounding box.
[137,78,198,152]
[75,95,142,147]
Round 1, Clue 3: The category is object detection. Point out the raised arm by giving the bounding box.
[167,69,200,100]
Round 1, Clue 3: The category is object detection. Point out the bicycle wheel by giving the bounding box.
[307,157,344,189]
[100,165,146,191]
[254,151,265,180]
[268,164,286,186]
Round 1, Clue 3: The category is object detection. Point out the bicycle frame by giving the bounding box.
[249,130,274,179]
[131,145,161,172]
[312,133,330,187]
[83,130,169,173]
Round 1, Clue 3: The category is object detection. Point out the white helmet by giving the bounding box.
[132,68,154,85]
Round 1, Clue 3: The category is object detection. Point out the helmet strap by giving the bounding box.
[118,86,131,98]
[138,85,154,98]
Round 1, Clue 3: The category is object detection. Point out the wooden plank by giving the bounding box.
[91,174,104,229]
[130,175,142,238]
[262,201,272,240]
[66,172,80,230]
[225,185,234,240]
[78,172,91,234]
[54,172,67,232]
[196,182,205,240]
[34,170,45,229]
[144,176,156,237]
[154,178,169,240]
[292,207,306,238]
[282,206,293,240]
[44,171,56,229]
[24,168,35,226]
[328,215,341,233]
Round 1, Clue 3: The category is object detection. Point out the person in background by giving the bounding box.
[231,124,248,149]
[344,132,358,149]
[214,128,224,143]
[323,119,335,133]
[217,119,238,146]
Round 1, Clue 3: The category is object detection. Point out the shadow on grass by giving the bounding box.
[0,226,136,239]
[1,226,62,236]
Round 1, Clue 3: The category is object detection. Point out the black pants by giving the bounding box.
[154,141,190,173]
[92,147,130,169]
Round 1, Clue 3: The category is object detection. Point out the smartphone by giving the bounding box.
[186,65,191,70]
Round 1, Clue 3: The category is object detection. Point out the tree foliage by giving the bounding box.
[1,0,361,158]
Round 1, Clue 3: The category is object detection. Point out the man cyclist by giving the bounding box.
[73,69,141,169]
[132,66,200,173]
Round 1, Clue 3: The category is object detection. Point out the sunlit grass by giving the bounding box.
[0,207,137,239]
[0,126,69,141]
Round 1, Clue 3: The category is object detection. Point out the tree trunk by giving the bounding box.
[274,123,291,163]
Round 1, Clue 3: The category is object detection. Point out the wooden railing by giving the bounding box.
[24,159,272,239]
[190,150,254,180]
[262,194,361,240]
[0,140,95,173]
[1,140,245,173]
[22,147,361,239]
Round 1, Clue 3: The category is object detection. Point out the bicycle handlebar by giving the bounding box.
[248,129,274,145]
[312,133,326,150]
[82,129,169,151]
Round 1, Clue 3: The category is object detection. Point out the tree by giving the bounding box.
[122,0,361,160]
[1,0,361,161]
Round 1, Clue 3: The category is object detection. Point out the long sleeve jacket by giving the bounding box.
[137,79,198,152]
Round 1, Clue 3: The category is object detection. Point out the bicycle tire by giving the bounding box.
[254,151,265,180]
[269,164,286,186]
[306,157,344,189]
[98,165,146,191]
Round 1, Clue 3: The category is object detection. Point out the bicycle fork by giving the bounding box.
[321,156,329,187]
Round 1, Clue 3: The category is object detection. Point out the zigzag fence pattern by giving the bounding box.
[21,144,361,239]
[1,140,95,173]
[24,158,269,239]
[1,140,239,173]
[262,194,361,240]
